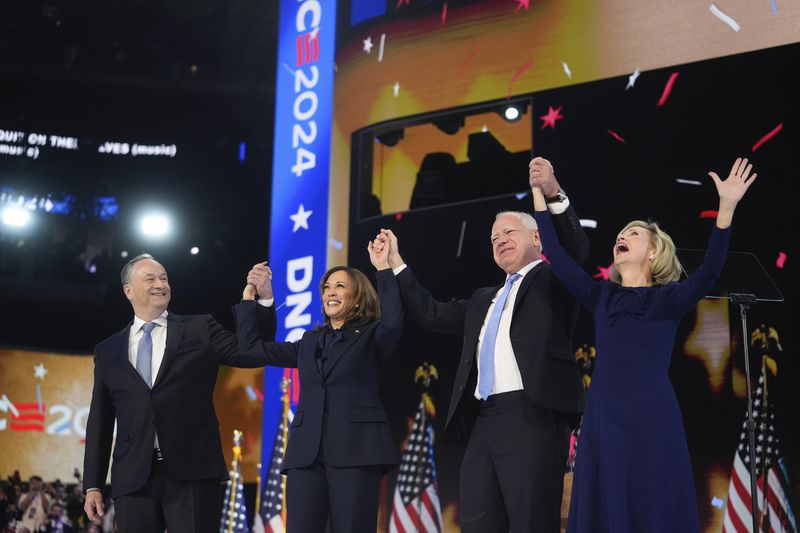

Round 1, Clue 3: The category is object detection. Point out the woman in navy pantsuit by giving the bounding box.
[233,240,402,532]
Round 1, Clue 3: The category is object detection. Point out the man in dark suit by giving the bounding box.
[83,254,275,532]
[374,157,589,532]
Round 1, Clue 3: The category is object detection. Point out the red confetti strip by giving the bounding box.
[516,0,530,12]
[395,213,403,221]
[776,252,787,269]
[657,72,680,107]
[456,43,480,77]
[507,59,534,99]
[606,129,626,144]
[252,386,264,402]
[540,252,549,264]
[752,123,783,152]
[396,0,409,8]
[441,2,447,25]
[700,210,718,219]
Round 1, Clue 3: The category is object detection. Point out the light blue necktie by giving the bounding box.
[136,322,157,387]
[478,273,521,400]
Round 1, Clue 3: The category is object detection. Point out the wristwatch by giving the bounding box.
[545,189,568,204]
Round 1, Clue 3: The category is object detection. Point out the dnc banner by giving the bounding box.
[262,0,337,488]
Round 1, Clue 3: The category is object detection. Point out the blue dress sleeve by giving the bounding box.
[534,210,601,313]
[662,225,732,317]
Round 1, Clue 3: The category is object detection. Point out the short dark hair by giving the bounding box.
[120,254,156,286]
[318,266,379,328]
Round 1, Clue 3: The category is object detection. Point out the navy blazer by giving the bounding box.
[233,269,403,472]
[395,205,590,444]
[83,310,276,498]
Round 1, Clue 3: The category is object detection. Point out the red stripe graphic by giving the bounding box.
[11,423,44,432]
[12,413,45,421]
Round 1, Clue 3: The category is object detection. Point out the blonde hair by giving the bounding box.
[610,220,682,286]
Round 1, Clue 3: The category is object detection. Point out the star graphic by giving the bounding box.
[362,36,373,54]
[593,262,614,280]
[626,67,640,90]
[290,204,313,232]
[34,363,47,380]
[539,105,564,130]
[393,82,400,97]
[516,0,530,12]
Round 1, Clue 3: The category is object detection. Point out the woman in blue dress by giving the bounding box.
[529,157,757,532]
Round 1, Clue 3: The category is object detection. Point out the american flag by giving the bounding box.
[220,430,249,533]
[722,371,796,532]
[252,396,292,533]
[389,391,444,533]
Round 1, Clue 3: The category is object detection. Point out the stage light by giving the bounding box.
[190,246,199,255]
[2,206,31,227]
[504,106,520,121]
[375,129,404,147]
[433,116,465,135]
[139,213,171,237]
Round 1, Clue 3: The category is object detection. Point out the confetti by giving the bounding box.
[396,0,409,8]
[579,219,598,229]
[393,81,400,97]
[515,192,529,200]
[507,59,534,99]
[378,33,387,62]
[456,43,481,77]
[330,238,344,250]
[245,386,258,401]
[562,61,572,79]
[700,210,719,219]
[626,68,640,90]
[657,72,680,107]
[752,123,783,152]
[516,0,530,12]
[711,497,725,509]
[395,213,403,221]
[540,105,564,129]
[441,2,448,25]
[776,252,787,269]
[252,386,264,401]
[593,263,614,280]
[709,4,741,31]
[363,36,374,54]
[607,129,626,144]
[676,179,702,186]
[457,221,467,257]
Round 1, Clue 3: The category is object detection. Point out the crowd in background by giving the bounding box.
[0,472,114,533]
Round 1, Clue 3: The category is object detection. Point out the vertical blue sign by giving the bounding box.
[260,0,337,500]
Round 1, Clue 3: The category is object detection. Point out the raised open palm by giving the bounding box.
[708,157,757,203]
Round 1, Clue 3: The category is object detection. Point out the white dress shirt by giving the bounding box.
[473,260,541,399]
[129,311,168,448]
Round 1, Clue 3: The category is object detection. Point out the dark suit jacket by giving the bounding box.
[396,206,590,443]
[233,269,403,472]
[83,309,275,498]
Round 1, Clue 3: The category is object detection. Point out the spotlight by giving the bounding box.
[139,213,171,237]
[433,116,465,135]
[504,106,520,121]
[190,246,199,255]
[375,129,404,147]
[1,206,31,227]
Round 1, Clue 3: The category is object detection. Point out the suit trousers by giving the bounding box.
[285,453,383,533]
[459,390,570,533]
[114,455,224,533]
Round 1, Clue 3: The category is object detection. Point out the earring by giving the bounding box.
[649,256,655,261]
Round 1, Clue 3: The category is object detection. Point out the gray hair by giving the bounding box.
[495,211,538,231]
[121,253,156,286]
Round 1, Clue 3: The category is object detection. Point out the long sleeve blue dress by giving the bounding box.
[534,210,731,533]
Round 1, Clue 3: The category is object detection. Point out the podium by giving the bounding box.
[678,248,783,533]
